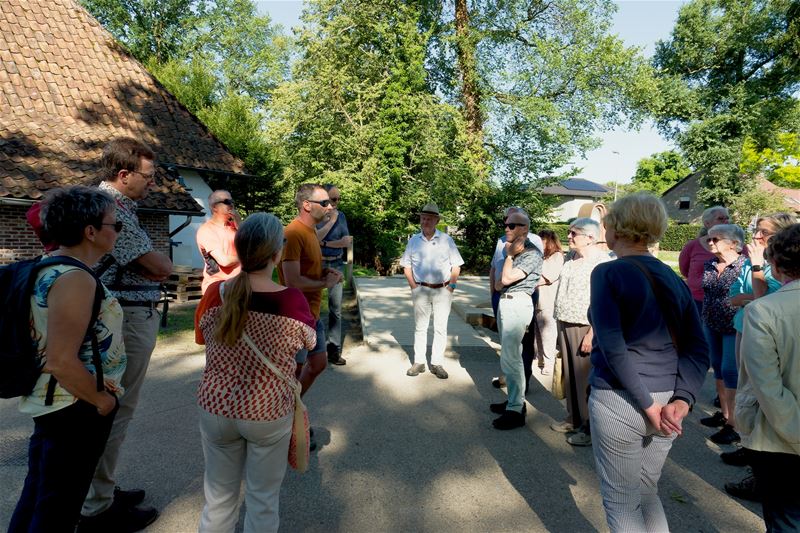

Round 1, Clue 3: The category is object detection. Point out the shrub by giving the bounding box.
[660,224,702,251]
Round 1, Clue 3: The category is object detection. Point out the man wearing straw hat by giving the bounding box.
[400,202,464,379]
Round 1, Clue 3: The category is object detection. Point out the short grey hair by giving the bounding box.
[208,189,232,206]
[41,185,115,247]
[702,206,729,227]
[708,223,745,252]
[504,205,528,219]
[570,217,601,241]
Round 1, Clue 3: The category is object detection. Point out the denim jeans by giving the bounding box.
[498,295,534,413]
[323,259,344,350]
[10,399,118,533]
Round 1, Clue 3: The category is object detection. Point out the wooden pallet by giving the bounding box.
[164,266,203,303]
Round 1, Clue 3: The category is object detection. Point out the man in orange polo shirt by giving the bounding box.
[280,183,342,400]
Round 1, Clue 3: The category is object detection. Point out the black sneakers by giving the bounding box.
[326,343,346,365]
[720,447,750,467]
[724,472,761,502]
[492,409,526,430]
[77,504,159,533]
[700,411,727,428]
[710,424,741,445]
[489,401,527,415]
[113,486,145,508]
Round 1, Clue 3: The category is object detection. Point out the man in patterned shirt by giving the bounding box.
[78,138,172,533]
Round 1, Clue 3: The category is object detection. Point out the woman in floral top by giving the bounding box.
[701,223,746,445]
[10,186,124,533]
[551,217,612,446]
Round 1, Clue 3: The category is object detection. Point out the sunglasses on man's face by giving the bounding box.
[504,222,526,230]
[101,221,124,233]
[307,199,331,208]
[214,198,234,207]
[329,196,341,202]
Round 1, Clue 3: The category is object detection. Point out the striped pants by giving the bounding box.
[589,389,676,533]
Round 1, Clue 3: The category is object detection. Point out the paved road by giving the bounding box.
[0,279,764,532]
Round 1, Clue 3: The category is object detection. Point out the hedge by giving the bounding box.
[540,223,701,251]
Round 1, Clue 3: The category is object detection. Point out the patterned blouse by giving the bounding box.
[702,255,746,334]
[554,252,613,325]
[195,282,316,421]
[19,264,126,417]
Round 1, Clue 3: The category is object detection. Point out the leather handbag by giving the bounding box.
[242,333,310,473]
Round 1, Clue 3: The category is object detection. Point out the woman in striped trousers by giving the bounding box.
[587,193,709,532]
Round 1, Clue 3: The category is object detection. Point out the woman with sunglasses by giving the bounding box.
[721,212,797,496]
[551,217,611,446]
[700,224,746,445]
[10,186,125,533]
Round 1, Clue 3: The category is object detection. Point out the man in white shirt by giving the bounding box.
[400,203,464,379]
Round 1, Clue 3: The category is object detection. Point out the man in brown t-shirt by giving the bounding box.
[280,183,342,398]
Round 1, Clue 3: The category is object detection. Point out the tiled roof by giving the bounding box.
[542,178,609,197]
[0,0,247,213]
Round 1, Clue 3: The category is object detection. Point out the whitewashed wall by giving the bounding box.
[169,170,212,269]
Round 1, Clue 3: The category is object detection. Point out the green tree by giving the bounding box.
[653,0,800,205]
[630,150,691,194]
[740,133,800,188]
[423,0,657,181]
[267,0,482,270]
[82,0,290,211]
[80,0,192,62]
[728,187,789,226]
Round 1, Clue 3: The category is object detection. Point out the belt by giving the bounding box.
[499,293,514,299]
[419,282,447,289]
[322,256,343,261]
[118,300,158,309]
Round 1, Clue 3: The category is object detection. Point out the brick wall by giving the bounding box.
[0,205,171,265]
[0,205,47,264]
[139,213,171,256]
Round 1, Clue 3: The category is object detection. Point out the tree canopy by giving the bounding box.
[652,0,800,205]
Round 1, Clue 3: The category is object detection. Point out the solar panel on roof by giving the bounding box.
[560,178,609,193]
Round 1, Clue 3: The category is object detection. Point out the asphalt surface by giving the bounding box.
[0,284,765,532]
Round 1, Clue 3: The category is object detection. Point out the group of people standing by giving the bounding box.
[7,133,800,533]
[193,183,351,531]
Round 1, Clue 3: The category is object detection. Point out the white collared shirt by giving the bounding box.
[400,229,464,284]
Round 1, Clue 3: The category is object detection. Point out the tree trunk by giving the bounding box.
[454,0,482,137]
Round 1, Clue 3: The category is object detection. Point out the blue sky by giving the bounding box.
[255,0,687,185]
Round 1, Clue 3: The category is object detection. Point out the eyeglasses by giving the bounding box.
[307,199,331,207]
[329,196,341,202]
[504,222,527,230]
[568,230,586,237]
[706,237,727,244]
[214,198,234,207]
[129,170,156,181]
[753,228,773,237]
[101,221,124,233]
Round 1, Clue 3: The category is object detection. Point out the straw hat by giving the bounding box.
[418,202,441,217]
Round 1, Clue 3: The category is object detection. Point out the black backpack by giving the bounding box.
[0,255,104,404]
